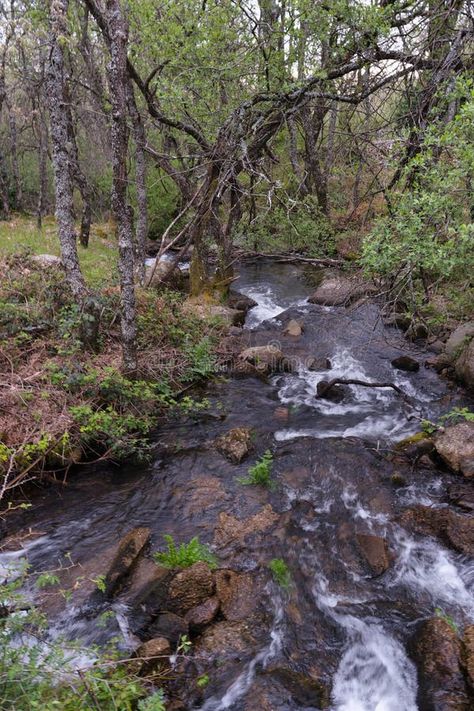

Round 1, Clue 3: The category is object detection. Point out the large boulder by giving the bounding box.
[214,505,279,550]
[184,595,220,631]
[146,612,188,646]
[168,562,215,613]
[445,323,474,360]
[31,254,62,267]
[214,427,253,464]
[145,258,185,290]
[215,570,258,621]
[462,624,474,690]
[183,300,245,327]
[237,345,289,375]
[284,319,304,337]
[134,637,171,676]
[410,617,469,710]
[434,423,474,478]
[308,274,375,306]
[227,291,257,314]
[391,355,420,372]
[455,339,474,391]
[401,505,474,556]
[103,527,150,597]
[355,533,391,576]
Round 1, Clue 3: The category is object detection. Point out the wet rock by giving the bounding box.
[31,254,62,267]
[455,339,474,391]
[425,353,453,373]
[273,406,290,422]
[434,423,474,478]
[445,322,474,361]
[355,533,390,576]
[228,291,257,314]
[384,312,412,331]
[147,612,188,646]
[411,617,469,710]
[134,637,171,675]
[391,355,420,372]
[401,505,474,556]
[395,432,435,460]
[168,562,215,613]
[215,427,252,464]
[264,665,329,708]
[308,356,332,371]
[214,505,279,549]
[184,595,220,631]
[183,300,244,327]
[462,624,474,689]
[284,319,303,337]
[215,570,257,621]
[316,380,346,402]
[184,476,228,516]
[308,273,375,306]
[103,527,150,597]
[197,620,256,657]
[145,258,185,290]
[238,345,288,374]
[447,483,474,512]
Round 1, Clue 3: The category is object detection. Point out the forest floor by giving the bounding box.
[0,216,226,506]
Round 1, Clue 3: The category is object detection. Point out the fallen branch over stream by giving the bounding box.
[316,378,408,400]
[239,250,344,268]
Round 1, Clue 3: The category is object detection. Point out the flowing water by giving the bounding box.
[2,260,473,710]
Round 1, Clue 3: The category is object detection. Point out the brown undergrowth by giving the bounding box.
[0,254,222,503]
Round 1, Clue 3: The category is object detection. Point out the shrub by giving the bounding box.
[268,558,291,589]
[70,404,153,461]
[236,195,335,257]
[153,534,218,569]
[238,450,274,487]
[0,574,164,710]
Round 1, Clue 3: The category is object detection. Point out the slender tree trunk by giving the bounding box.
[5,98,21,210]
[126,83,148,283]
[64,89,92,247]
[47,0,86,299]
[300,104,328,213]
[36,107,48,229]
[106,0,137,375]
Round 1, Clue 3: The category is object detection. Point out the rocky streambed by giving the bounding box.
[2,260,474,710]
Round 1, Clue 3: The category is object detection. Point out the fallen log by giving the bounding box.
[316,378,407,399]
[239,250,343,268]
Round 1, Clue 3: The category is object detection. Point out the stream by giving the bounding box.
[2,260,473,710]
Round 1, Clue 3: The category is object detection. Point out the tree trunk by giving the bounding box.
[64,87,92,247]
[46,0,86,300]
[36,107,48,230]
[300,103,328,214]
[106,0,137,375]
[5,98,22,210]
[126,83,148,283]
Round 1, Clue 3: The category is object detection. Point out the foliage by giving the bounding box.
[362,81,474,288]
[238,450,274,488]
[268,558,291,589]
[236,196,335,257]
[439,407,474,425]
[0,574,163,710]
[422,407,474,435]
[435,607,459,635]
[70,404,153,461]
[153,534,218,569]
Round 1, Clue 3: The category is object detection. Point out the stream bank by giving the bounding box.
[2,260,474,710]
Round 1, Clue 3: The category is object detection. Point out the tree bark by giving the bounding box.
[64,84,92,247]
[126,82,148,283]
[35,106,48,229]
[47,0,86,300]
[106,0,137,375]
